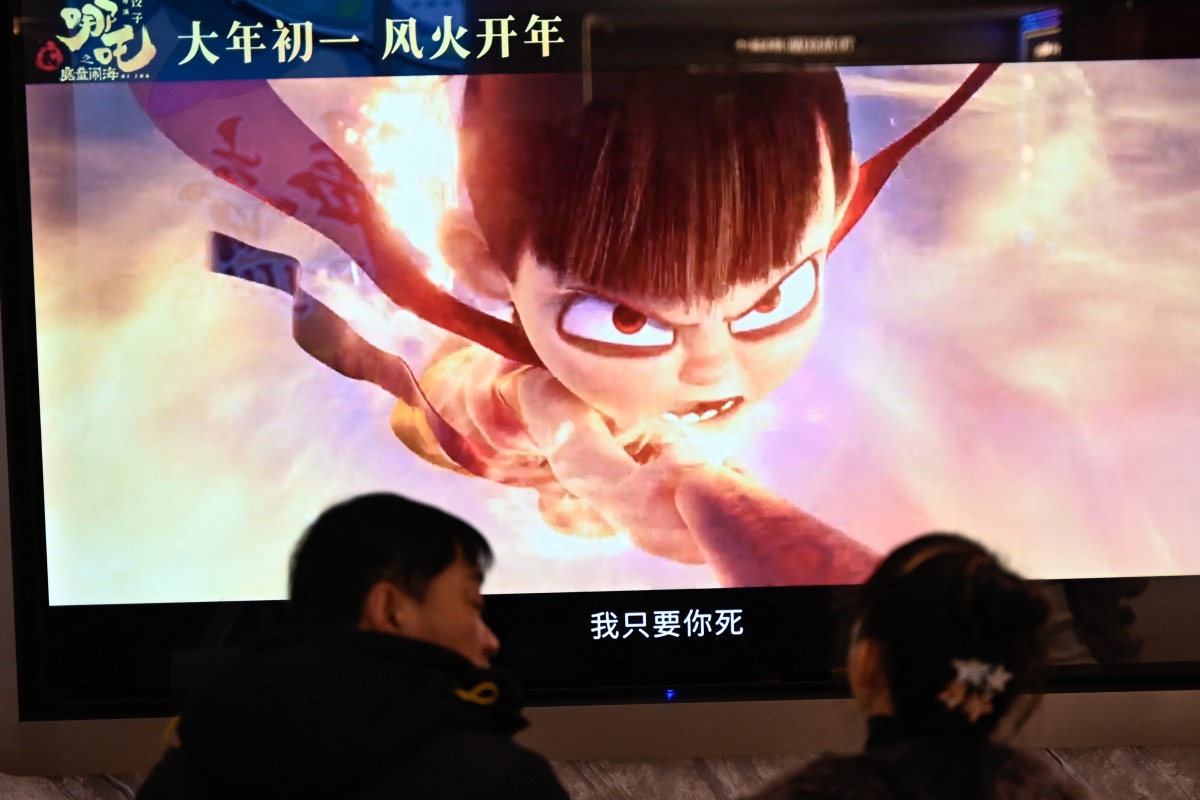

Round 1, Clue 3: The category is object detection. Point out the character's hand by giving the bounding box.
[596,446,709,564]
[519,370,707,563]
[675,466,879,586]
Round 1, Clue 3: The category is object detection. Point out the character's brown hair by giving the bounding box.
[458,70,853,301]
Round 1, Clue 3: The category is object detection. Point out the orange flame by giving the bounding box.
[353,77,463,289]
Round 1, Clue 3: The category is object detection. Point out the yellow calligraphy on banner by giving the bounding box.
[57,0,157,74]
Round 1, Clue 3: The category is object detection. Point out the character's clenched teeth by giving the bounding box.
[662,396,744,424]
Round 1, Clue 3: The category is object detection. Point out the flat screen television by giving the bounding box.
[4,0,1200,763]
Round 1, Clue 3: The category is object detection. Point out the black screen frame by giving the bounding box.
[5,0,1200,724]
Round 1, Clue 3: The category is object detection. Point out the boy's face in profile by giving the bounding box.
[507,140,842,436]
[396,551,499,669]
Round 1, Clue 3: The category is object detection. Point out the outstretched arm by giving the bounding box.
[676,466,879,586]
[517,370,879,583]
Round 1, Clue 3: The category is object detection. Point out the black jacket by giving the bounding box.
[744,717,1097,800]
[136,628,567,800]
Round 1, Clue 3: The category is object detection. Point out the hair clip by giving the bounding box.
[937,658,1013,723]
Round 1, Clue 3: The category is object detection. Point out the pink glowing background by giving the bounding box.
[25,61,1200,604]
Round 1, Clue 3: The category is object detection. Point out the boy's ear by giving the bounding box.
[358,580,414,636]
[437,208,512,300]
[835,153,861,224]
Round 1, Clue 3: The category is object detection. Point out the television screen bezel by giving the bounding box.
[4,0,1200,728]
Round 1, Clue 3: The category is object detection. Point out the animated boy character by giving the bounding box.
[406,70,859,566]
[134,64,995,585]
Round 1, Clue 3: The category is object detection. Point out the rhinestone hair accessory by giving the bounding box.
[937,658,1014,723]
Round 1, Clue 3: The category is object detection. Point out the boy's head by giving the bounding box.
[290,493,499,667]
[445,70,857,434]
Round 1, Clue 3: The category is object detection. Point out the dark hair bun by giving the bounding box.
[970,559,1050,639]
[855,533,1047,738]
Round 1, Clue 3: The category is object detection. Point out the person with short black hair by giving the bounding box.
[744,533,1097,800]
[137,493,568,800]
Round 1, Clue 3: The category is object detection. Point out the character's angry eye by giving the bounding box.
[729,259,818,337]
[558,295,675,350]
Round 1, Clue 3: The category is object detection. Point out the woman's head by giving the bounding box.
[447,69,856,433]
[849,533,1050,739]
